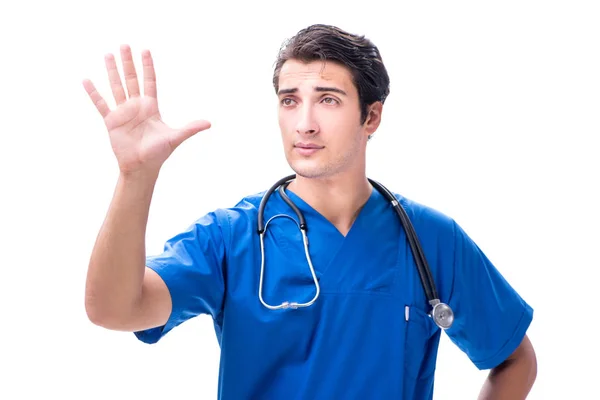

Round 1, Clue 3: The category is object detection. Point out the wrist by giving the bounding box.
[119,167,160,184]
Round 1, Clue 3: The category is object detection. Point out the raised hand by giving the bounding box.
[83,45,211,176]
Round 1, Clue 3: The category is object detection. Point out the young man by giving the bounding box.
[83,24,537,399]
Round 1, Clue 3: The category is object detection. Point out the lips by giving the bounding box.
[295,143,324,149]
[294,143,323,156]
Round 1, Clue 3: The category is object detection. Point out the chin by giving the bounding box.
[288,160,332,179]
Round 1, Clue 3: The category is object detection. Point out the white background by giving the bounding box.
[1,1,598,399]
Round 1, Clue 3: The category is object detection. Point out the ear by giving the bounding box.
[363,102,383,139]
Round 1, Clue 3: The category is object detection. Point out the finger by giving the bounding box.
[171,120,212,148]
[82,79,111,118]
[120,44,140,98]
[104,53,127,105]
[142,49,157,99]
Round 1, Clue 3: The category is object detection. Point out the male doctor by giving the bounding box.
[83,24,537,399]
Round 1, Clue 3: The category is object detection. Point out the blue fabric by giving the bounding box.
[134,186,533,399]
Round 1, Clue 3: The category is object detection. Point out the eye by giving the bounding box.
[281,98,296,106]
[321,97,339,105]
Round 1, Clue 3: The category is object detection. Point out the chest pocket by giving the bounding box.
[404,305,441,380]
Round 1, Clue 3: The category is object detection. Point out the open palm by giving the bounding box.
[83,45,211,175]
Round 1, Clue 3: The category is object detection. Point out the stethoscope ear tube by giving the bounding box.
[257,175,454,329]
[278,183,307,231]
[368,179,453,329]
[368,179,438,301]
[257,174,319,310]
[258,174,297,233]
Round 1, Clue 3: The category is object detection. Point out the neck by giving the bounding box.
[287,170,372,236]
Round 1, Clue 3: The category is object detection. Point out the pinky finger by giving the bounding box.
[82,79,111,118]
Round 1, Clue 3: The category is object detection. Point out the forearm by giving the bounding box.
[85,169,159,326]
[477,354,537,400]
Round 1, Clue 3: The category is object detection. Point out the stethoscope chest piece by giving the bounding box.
[431,301,454,329]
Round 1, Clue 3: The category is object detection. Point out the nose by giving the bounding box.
[296,105,319,135]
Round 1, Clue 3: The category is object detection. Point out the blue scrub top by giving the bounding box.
[134,186,533,399]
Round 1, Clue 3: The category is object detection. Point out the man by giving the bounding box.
[83,24,537,399]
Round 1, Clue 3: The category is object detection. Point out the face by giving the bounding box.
[276,59,381,180]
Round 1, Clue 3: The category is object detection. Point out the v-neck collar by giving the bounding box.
[278,185,379,239]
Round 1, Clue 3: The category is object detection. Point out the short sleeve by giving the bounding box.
[134,210,227,344]
[444,220,534,370]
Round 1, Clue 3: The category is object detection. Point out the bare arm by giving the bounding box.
[477,335,537,400]
[85,170,171,331]
[82,45,211,332]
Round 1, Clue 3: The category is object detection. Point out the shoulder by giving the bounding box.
[215,190,264,224]
[391,191,458,240]
[202,190,267,241]
[387,191,467,305]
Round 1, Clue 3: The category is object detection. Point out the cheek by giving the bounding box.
[278,112,293,133]
[319,107,353,128]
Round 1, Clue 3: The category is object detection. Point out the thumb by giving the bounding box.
[172,119,212,146]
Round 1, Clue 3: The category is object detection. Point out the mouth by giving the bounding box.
[294,143,324,150]
[293,143,324,156]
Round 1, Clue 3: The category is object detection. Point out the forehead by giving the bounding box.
[278,59,355,92]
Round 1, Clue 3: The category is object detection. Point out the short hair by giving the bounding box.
[272,24,390,125]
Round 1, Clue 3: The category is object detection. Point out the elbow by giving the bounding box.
[84,292,111,328]
[84,291,133,330]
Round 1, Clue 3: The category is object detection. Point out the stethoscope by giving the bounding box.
[257,174,454,330]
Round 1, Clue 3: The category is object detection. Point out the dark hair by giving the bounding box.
[272,24,390,125]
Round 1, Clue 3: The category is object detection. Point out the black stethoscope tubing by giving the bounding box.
[257,174,454,329]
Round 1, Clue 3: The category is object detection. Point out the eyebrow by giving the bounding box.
[277,86,347,96]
